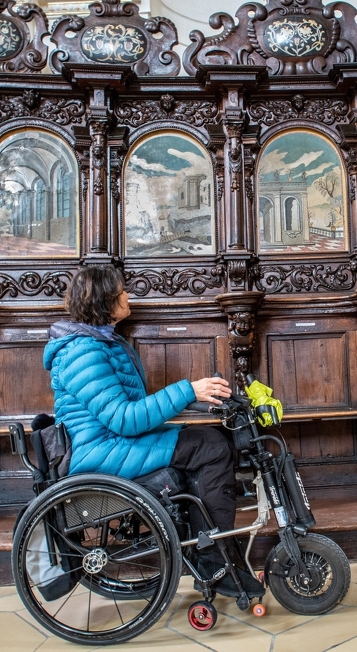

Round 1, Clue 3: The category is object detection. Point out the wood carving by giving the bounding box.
[0,0,48,73]
[124,265,225,297]
[50,0,180,76]
[115,96,219,127]
[0,92,86,125]
[250,257,357,293]
[183,0,357,76]
[0,270,73,298]
[249,95,349,126]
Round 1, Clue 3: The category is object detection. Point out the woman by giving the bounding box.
[43,265,263,598]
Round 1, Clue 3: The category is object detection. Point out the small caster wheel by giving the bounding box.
[258,571,265,584]
[253,603,266,617]
[188,601,217,631]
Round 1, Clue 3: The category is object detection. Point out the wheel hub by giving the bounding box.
[83,548,108,574]
[290,559,329,595]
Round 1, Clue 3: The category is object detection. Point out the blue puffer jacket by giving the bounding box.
[43,321,196,478]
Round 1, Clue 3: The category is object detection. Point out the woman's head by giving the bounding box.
[65,266,128,326]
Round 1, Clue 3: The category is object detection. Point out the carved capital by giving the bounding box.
[228,260,247,289]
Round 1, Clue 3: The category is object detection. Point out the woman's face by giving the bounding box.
[110,288,131,323]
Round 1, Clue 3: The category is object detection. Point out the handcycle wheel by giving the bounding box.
[188,601,217,630]
[12,474,182,645]
[264,533,350,615]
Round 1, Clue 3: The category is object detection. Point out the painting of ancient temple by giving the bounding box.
[258,130,347,254]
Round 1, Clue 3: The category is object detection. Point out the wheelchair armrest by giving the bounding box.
[9,422,37,473]
[9,422,27,455]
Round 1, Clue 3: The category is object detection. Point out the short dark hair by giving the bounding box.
[65,266,125,326]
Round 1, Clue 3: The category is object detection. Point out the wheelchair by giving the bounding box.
[9,378,351,646]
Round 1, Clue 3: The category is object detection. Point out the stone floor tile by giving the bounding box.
[330,638,357,652]
[169,605,272,652]
[273,607,357,652]
[348,563,357,583]
[340,579,357,606]
[0,589,25,610]
[213,590,318,635]
[0,611,46,652]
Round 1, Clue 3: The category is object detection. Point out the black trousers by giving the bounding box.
[170,425,236,540]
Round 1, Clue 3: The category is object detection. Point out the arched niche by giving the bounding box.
[0,128,79,258]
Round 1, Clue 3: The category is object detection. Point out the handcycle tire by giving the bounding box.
[264,532,350,615]
[12,473,182,646]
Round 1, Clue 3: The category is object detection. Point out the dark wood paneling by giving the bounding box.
[0,342,53,424]
[268,333,348,410]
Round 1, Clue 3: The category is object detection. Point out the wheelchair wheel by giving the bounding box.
[12,474,182,645]
[264,533,350,615]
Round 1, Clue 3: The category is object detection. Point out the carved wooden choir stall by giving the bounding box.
[1,0,357,561]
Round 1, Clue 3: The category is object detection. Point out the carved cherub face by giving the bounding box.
[233,311,253,336]
[160,93,174,112]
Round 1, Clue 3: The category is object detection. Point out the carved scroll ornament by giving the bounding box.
[0,0,48,73]
[0,270,73,299]
[183,0,357,76]
[50,0,180,76]
[115,96,219,128]
[250,258,357,293]
[0,92,86,125]
[249,95,349,126]
[124,265,225,297]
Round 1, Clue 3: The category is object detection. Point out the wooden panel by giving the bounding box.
[165,341,213,385]
[137,343,166,393]
[268,333,348,410]
[0,343,53,422]
[136,339,214,392]
[280,420,356,461]
[348,330,357,409]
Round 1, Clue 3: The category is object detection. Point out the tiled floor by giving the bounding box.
[1,565,357,652]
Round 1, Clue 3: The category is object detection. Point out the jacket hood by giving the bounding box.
[44,320,112,370]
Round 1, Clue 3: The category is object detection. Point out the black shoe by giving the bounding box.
[194,558,265,599]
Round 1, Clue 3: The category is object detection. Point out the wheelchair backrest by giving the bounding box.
[31,422,72,480]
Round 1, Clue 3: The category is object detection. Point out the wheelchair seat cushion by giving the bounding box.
[134,467,187,499]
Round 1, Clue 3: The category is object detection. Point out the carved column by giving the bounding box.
[346,145,357,252]
[223,107,246,251]
[216,291,265,393]
[206,123,226,252]
[87,87,112,257]
[242,127,260,253]
[108,127,129,257]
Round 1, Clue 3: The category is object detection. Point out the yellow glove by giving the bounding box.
[245,380,283,427]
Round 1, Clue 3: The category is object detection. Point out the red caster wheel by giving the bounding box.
[252,603,266,617]
[188,601,217,631]
[258,571,265,583]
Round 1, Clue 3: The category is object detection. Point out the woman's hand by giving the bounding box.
[191,377,232,405]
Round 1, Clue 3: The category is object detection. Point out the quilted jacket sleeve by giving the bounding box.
[56,338,195,437]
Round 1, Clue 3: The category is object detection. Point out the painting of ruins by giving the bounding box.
[124,131,214,257]
[257,129,347,254]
